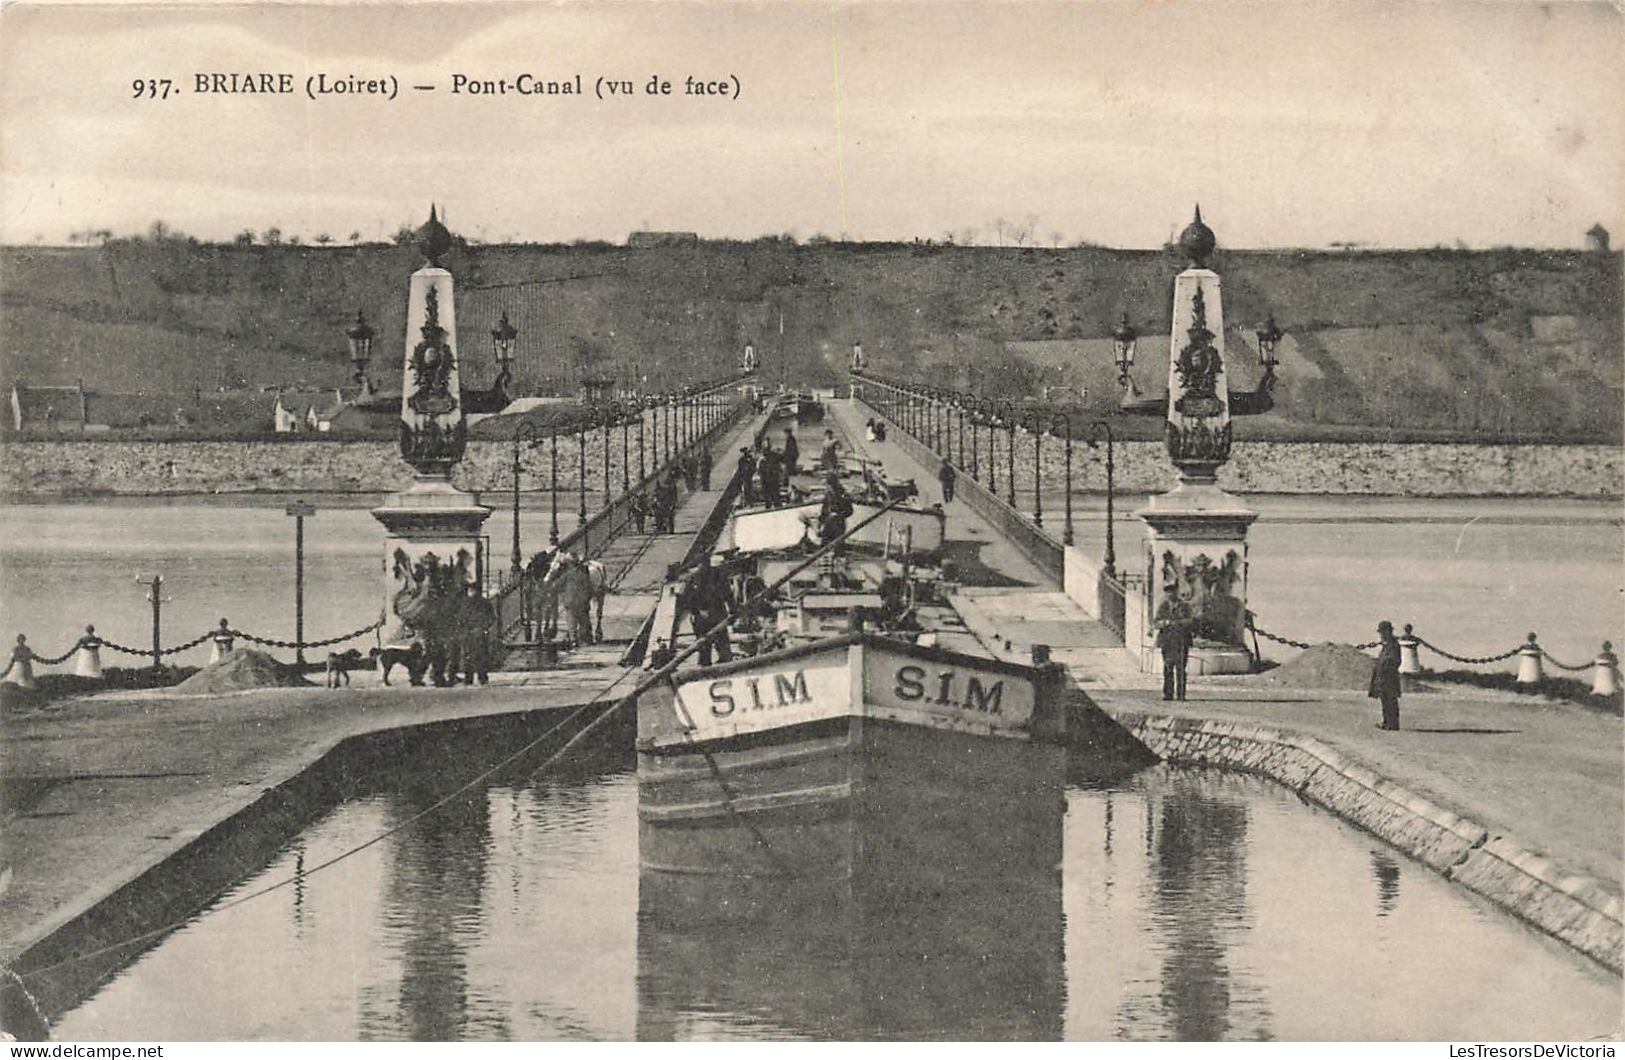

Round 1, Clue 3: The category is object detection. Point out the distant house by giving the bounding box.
[272,389,346,433]
[1587,224,1611,253]
[627,231,699,249]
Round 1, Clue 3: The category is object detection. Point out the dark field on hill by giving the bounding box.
[2,238,1619,443]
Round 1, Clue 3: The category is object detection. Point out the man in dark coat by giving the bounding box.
[759,447,783,504]
[1154,583,1193,701]
[817,474,855,547]
[699,449,713,490]
[677,556,735,666]
[938,460,957,503]
[652,475,678,533]
[1370,620,1403,730]
[781,427,800,474]
[736,447,759,504]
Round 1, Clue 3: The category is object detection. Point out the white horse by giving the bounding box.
[539,551,610,646]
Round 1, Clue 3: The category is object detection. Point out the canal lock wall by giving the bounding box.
[1107,710,1623,974]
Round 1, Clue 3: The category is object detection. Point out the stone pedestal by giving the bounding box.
[1137,480,1257,675]
[373,478,492,645]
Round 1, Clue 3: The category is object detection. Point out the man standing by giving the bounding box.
[736,447,759,504]
[937,460,957,504]
[818,474,855,548]
[819,429,841,472]
[781,427,799,474]
[699,449,713,490]
[759,447,783,504]
[678,555,735,666]
[1370,620,1403,730]
[1154,584,1192,701]
[653,475,678,533]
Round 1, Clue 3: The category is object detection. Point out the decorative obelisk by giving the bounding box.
[372,207,493,628]
[1135,207,1257,674]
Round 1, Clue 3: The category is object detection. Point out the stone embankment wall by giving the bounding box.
[973,438,1624,498]
[1,438,1621,497]
[1112,710,1623,973]
[0,432,673,497]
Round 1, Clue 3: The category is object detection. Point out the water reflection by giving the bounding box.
[1372,851,1402,918]
[636,731,1068,1040]
[50,754,1621,1042]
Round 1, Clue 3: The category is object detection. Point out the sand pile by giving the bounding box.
[175,649,312,694]
[1256,642,1381,691]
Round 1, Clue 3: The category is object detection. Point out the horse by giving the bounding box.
[539,551,609,646]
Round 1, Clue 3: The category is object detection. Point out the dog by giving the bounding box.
[374,643,426,687]
[325,648,367,688]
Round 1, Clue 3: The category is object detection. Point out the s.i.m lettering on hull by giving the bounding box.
[707,669,813,717]
[891,665,1004,713]
[865,648,1036,732]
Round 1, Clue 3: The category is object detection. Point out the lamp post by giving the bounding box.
[996,400,1017,507]
[549,429,560,544]
[346,309,374,387]
[1023,411,1044,526]
[1087,420,1117,574]
[1051,414,1075,545]
[491,310,518,396]
[510,421,542,576]
[577,410,589,523]
[620,401,632,496]
[1256,313,1283,381]
[1112,313,1138,388]
[640,396,654,483]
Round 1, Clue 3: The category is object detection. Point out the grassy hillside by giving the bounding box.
[1,238,1618,442]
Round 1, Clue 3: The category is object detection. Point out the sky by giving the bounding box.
[0,0,1621,249]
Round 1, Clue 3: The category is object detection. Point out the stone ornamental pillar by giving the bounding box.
[372,206,493,647]
[1134,208,1257,675]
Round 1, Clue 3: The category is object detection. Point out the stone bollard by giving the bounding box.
[1593,641,1620,697]
[1515,632,1544,685]
[1398,623,1422,674]
[74,624,104,679]
[208,618,235,665]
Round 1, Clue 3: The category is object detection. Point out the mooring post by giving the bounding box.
[286,501,316,667]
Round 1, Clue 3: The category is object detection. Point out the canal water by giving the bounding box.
[1,494,1619,669]
[49,751,1620,1041]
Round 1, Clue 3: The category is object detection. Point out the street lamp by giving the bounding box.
[491,310,518,394]
[1022,411,1045,526]
[1086,420,1117,574]
[1111,313,1138,388]
[346,309,374,386]
[1256,313,1283,376]
[1050,414,1075,545]
[996,400,1017,507]
[577,410,590,522]
[620,401,632,496]
[510,420,543,576]
[549,428,560,544]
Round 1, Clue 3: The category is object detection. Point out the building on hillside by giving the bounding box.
[9,384,86,432]
[627,231,699,248]
[272,389,346,433]
[1587,224,1611,253]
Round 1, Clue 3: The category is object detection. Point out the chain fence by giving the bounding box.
[1250,616,1603,673]
[31,618,385,667]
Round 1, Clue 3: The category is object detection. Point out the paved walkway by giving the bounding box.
[1092,682,1623,892]
[827,399,1149,687]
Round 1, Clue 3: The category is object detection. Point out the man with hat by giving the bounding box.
[817,473,855,549]
[736,447,759,504]
[678,553,735,666]
[1369,620,1403,730]
[1153,582,1193,701]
